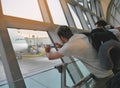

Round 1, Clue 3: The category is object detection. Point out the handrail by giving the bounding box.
[55,62,94,88]
[71,73,94,88]
[0,60,93,88]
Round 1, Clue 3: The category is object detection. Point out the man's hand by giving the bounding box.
[44,44,51,53]
[54,43,63,48]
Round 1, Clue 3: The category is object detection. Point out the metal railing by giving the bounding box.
[0,60,94,88]
[55,61,94,88]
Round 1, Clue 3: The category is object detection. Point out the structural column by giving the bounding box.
[0,1,26,88]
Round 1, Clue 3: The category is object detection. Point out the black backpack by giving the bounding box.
[90,28,119,52]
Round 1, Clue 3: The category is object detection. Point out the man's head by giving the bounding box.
[57,25,73,43]
[95,20,108,29]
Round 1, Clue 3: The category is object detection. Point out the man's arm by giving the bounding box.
[44,44,63,60]
[46,51,63,60]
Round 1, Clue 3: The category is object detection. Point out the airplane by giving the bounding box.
[7,28,28,59]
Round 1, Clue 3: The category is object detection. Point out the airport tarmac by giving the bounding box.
[0,55,62,82]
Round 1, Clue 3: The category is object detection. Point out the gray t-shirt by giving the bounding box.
[58,34,113,78]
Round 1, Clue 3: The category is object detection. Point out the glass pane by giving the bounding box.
[66,60,90,87]
[1,0,43,21]
[68,4,83,29]
[78,0,84,6]
[87,0,91,10]
[47,0,68,25]
[0,83,9,88]
[82,12,91,30]
[0,57,91,88]
[25,68,61,88]
[7,28,62,76]
[0,68,61,88]
[81,78,94,88]
[0,60,8,87]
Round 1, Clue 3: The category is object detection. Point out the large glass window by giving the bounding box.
[0,0,107,87]
[108,0,120,27]
[1,0,43,21]
[0,60,7,84]
[68,4,83,29]
[47,0,68,25]
[7,28,62,76]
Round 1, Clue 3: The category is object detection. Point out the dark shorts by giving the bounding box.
[92,74,114,88]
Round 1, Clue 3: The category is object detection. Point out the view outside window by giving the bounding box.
[7,28,62,76]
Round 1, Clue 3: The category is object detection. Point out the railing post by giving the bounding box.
[55,64,70,88]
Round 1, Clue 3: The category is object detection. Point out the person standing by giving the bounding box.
[90,20,119,52]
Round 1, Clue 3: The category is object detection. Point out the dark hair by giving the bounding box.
[57,26,73,39]
[95,20,108,28]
